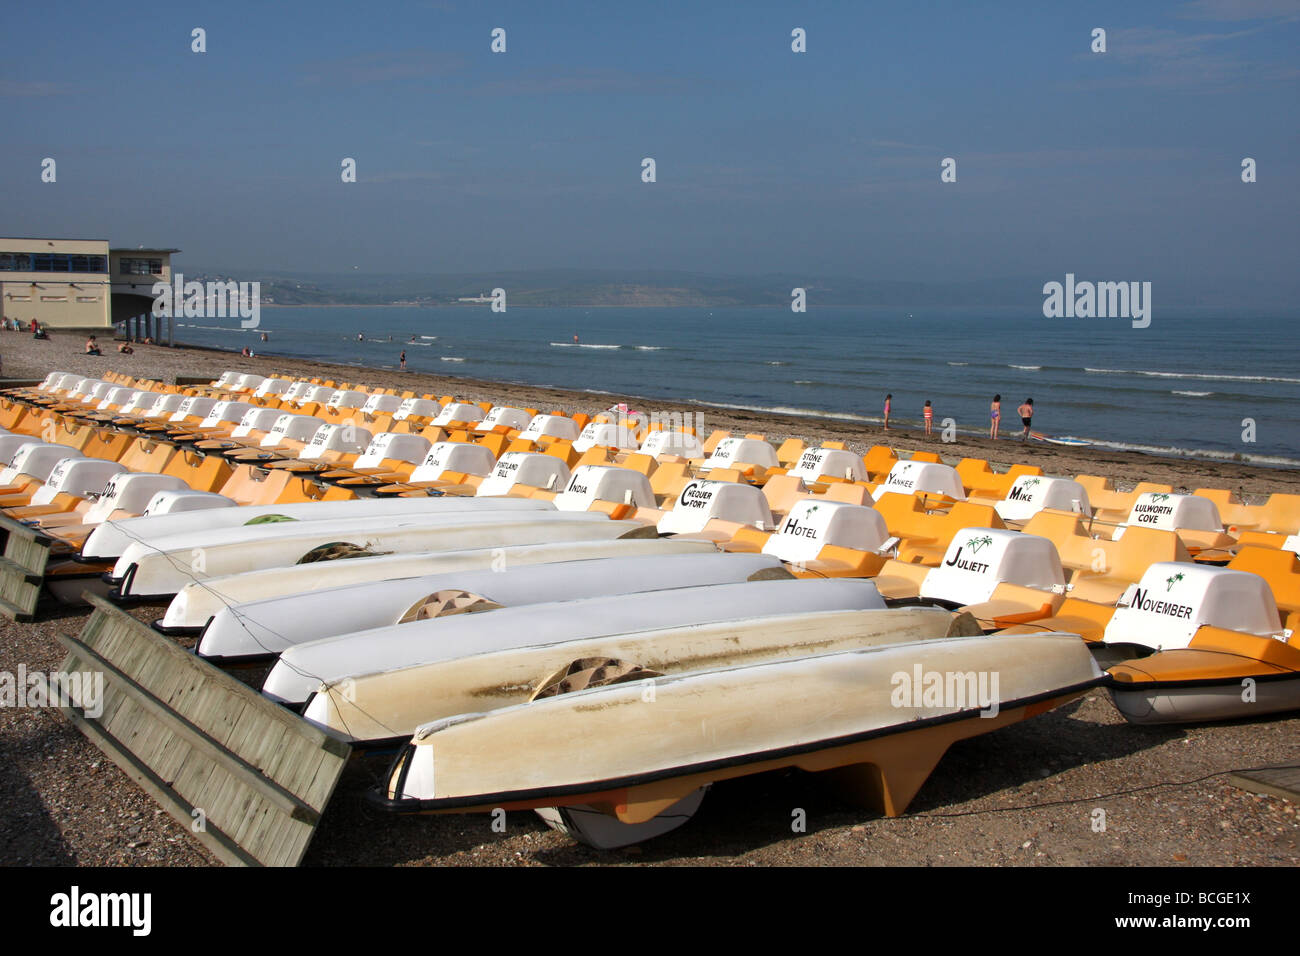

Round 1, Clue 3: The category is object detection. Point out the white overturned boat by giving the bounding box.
[264,578,892,737]
[159,537,719,633]
[378,631,1103,847]
[303,604,974,747]
[110,511,633,600]
[195,552,787,662]
[81,495,551,562]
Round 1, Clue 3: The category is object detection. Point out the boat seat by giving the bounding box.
[872,559,931,599]
[761,474,813,516]
[700,430,730,456]
[893,502,1007,565]
[775,438,805,467]
[862,445,899,482]
[162,449,234,492]
[1192,488,1257,529]
[997,597,1116,642]
[1227,547,1300,624]
[959,583,1065,631]
[1064,527,1191,604]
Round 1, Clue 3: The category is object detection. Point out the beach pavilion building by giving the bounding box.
[0,236,178,336]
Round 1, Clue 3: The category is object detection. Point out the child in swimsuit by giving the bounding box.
[923,400,933,436]
[883,394,892,431]
[990,394,1001,439]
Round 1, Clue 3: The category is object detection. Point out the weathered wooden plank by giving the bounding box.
[1228,765,1300,802]
[0,554,44,620]
[0,516,54,575]
[58,631,322,821]
[60,706,261,867]
[55,597,352,866]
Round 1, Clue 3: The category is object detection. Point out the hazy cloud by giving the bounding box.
[297,49,465,87]
[0,79,67,97]
[1179,0,1300,20]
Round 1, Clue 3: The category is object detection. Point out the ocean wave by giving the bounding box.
[765,361,787,366]
[440,357,466,362]
[634,345,665,351]
[687,398,881,426]
[1078,437,1300,468]
[1086,368,1300,384]
[550,342,620,349]
[1009,364,1042,371]
[1172,390,1213,397]
[947,361,969,366]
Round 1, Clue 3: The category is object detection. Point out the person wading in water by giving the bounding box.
[1017,398,1034,441]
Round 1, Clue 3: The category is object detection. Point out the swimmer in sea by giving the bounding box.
[573,334,580,344]
[990,394,1001,439]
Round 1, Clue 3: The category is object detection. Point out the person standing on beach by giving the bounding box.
[923,400,933,437]
[1017,398,1034,441]
[399,350,407,370]
[883,394,892,430]
[989,394,1002,439]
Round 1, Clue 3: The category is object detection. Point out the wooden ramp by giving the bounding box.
[57,594,352,866]
[1228,765,1300,803]
[0,514,56,621]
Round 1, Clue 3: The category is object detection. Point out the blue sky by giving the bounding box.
[3,0,1297,296]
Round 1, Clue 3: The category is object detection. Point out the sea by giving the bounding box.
[173,306,1300,468]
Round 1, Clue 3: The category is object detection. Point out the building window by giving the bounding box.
[40,295,68,302]
[76,295,100,302]
[119,258,163,275]
[0,252,107,273]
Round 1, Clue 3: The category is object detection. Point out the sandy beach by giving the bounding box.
[0,331,1296,867]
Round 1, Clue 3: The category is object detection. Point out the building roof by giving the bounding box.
[110,248,181,254]
[1,236,110,243]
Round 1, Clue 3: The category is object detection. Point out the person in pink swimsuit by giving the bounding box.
[923,400,933,436]
[989,394,1002,439]
[883,394,892,431]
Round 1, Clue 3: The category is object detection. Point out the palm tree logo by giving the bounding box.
[967,534,994,553]
[1165,571,1184,591]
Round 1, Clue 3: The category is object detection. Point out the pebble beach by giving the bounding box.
[0,331,1296,867]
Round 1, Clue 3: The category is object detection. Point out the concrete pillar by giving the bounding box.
[167,314,174,347]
